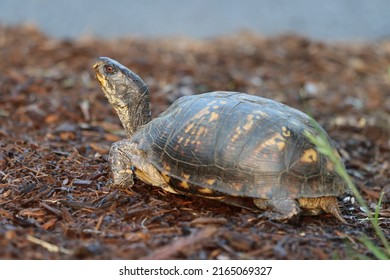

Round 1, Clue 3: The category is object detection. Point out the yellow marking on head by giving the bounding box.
[96,73,107,88]
[184,123,195,134]
[282,126,291,137]
[209,112,219,122]
[198,187,214,194]
[300,148,318,163]
[179,181,190,189]
[205,178,217,185]
[243,114,255,131]
[178,136,184,143]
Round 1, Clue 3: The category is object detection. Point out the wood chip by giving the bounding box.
[190,217,228,225]
[72,179,93,186]
[26,235,73,255]
[144,227,218,260]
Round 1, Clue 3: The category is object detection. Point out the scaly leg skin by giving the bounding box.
[108,139,136,188]
[298,197,347,224]
[109,139,168,190]
[254,197,302,223]
[320,197,347,224]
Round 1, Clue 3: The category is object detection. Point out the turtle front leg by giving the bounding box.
[108,139,168,190]
[254,197,302,222]
[108,139,136,188]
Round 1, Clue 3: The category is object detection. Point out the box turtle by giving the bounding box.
[93,57,348,223]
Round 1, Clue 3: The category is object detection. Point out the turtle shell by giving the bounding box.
[131,91,347,199]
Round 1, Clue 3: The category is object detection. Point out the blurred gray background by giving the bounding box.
[0,0,389,41]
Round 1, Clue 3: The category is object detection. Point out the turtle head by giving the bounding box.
[93,57,148,108]
[93,57,151,138]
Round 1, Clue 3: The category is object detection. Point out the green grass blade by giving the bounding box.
[303,117,390,258]
[360,236,389,260]
[374,192,384,224]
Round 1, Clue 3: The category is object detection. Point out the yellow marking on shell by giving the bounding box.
[178,173,191,189]
[243,114,255,131]
[161,172,171,183]
[232,127,242,142]
[178,136,184,143]
[198,187,214,194]
[220,100,228,105]
[276,140,285,151]
[300,148,318,163]
[282,126,291,137]
[253,110,268,117]
[192,107,211,120]
[179,181,190,189]
[163,163,171,172]
[212,105,219,109]
[254,133,285,152]
[205,178,217,185]
[232,182,244,193]
[184,123,195,134]
[209,112,219,122]
[197,126,207,137]
[184,138,191,147]
[263,133,285,150]
[207,100,218,105]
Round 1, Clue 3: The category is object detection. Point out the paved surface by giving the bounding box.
[0,0,389,41]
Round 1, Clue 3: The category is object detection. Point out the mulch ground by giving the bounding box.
[0,24,389,259]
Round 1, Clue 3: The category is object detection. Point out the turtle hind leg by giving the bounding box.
[318,197,347,224]
[254,197,301,223]
[298,197,347,224]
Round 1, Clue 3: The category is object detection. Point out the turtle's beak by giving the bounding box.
[92,61,107,89]
[93,61,100,70]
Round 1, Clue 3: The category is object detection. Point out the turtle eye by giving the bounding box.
[104,64,117,75]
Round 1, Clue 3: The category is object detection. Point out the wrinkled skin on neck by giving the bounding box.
[93,57,151,138]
